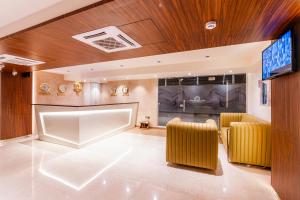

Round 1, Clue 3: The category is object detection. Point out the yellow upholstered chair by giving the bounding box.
[220,113,271,167]
[166,118,218,170]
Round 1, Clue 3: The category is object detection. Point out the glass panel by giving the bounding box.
[158,74,246,126]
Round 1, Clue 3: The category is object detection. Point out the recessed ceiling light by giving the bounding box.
[205,55,210,58]
[205,21,217,30]
[154,74,158,78]
[188,72,192,76]
[229,70,233,73]
[157,60,161,63]
[103,78,107,81]
[83,80,86,82]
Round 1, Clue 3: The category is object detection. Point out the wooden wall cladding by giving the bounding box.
[0,0,300,70]
[271,72,300,200]
[0,72,32,140]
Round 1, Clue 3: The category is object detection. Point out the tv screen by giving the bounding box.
[262,30,294,80]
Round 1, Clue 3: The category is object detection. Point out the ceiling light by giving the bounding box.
[157,60,161,63]
[103,78,107,81]
[229,70,233,73]
[83,80,86,82]
[205,21,217,30]
[90,68,94,71]
[120,64,124,67]
[67,70,70,73]
[154,74,158,78]
[188,72,192,76]
[205,55,210,58]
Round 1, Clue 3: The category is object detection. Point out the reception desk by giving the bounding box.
[34,103,138,148]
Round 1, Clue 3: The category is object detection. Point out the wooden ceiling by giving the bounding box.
[0,0,300,71]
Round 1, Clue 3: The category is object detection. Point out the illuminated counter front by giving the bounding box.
[34,103,138,148]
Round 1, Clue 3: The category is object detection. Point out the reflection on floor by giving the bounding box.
[0,128,278,200]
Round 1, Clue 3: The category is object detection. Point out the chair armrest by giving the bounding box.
[228,122,271,166]
[220,113,243,128]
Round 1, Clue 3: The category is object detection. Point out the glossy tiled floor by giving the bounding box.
[0,128,278,200]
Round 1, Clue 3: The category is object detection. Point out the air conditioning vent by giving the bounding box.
[0,54,45,66]
[83,31,106,39]
[72,26,141,53]
[117,34,135,46]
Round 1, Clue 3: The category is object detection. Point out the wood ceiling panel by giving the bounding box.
[119,19,165,46]
[0,0,299,71]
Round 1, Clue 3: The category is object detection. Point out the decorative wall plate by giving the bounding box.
[110,87,117,96]
[122,86,129,96]
[57,84,67,95]
[39,83,51,95]
[73,82,83,95]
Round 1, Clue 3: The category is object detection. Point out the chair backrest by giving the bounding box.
[241,113,268,123]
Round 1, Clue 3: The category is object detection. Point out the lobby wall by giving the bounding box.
[246,73,271,122]
[100,79,158,127]
[33,71,158,127]
[33,71,86,106]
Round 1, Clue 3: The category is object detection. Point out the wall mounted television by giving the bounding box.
[262,30,296,80]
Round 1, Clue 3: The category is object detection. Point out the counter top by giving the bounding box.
[32,102,139,107]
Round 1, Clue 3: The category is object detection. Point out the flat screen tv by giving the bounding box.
[262,30,296,80]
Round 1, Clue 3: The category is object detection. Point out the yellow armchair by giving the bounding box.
[220,113,271,167]
[166,118,218,170]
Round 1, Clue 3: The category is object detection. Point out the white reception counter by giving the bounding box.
[34,103,138,148]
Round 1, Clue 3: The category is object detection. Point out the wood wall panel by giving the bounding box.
[271,72,300,200]
[0,72,32,140]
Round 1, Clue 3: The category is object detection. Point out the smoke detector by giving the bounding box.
[0,54,45,66]
[72,26,142,53]
[205,21,217,30]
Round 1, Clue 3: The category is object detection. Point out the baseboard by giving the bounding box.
[0,134,38,146]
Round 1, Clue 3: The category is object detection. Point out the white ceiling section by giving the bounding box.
[0,0,103,38]
[45,40,271,82]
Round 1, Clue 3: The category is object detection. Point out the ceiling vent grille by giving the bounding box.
[72,26,141,53]
[0,54,45,66]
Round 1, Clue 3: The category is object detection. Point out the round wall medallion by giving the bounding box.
[110,87,117,96]
[122,86,129,96]
[57,84,67,96]
[58,84,67,93]
[73,82,83,95]
[39,83,51,95]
